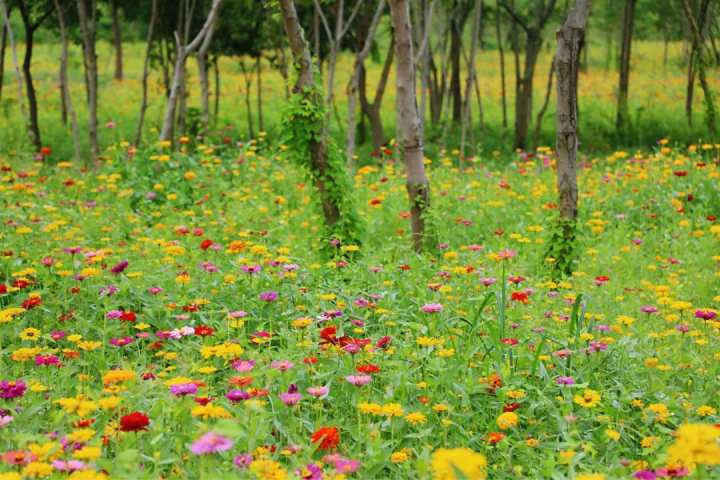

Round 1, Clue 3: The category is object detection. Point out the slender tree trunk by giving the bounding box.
[111,0,123,81]
[662,33,669,69]
[22,30,40,149]
[54,0,81,163]
[534,55,555,148]
[686,46,695,127]
[515,34,541,149]
[1,0,32,148]
[681,0,716,135]
[554,0,590,276]
[197,53,210,133]
[615,0,635,133]
[213,54,220,123]
[359,39,394,150]
[256,55,264,132]
[496,0,507,127]
[241,61,254,138]
[449,11,463,123]
[417,0,435,132]
[135,0,158,146]
[389,0,430,252]
[461,1,482,158]
[279,0,349,234]
[77,0,99,158]
[346,0,385,163]
[159,0,223,142]
[0,17,7,102]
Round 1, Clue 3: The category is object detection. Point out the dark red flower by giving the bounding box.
[200,239,213,250]
[673,171,688,177]
[375,336,392,349]
[356,364,380,374]
[119,412,150,432]
[311,427,340,451]
[120,311,136,322]
[194,325,214,336]
[22,296,41,309]
[503,402,521,412]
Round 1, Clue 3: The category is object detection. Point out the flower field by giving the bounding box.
[0,141,719,479]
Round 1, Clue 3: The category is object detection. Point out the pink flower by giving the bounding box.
[421,303,443,313]
[270,360,294,372]
[479,277,497,286]
[497,248,517,260]
[232,359,256,372]
[190,432,234,455]
[307,386,329,398]
[345,375,372,386]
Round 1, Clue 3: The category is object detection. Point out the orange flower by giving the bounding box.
[311,427,340,451]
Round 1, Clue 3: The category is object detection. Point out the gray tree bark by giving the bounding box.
[555,0,590,222]
[389,0,430,252]
[54,0,81,163]
[615,0,635,132]
[77,0,99,157]
[135,0,158,146]
[159,0,223,142]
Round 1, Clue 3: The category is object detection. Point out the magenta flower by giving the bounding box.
[334,458,361,474]
[695,309,717,320]
[110,260,129,274]
[0,380,27,399]
[148,287,163,295]
[295,463,323,480]
[170,383,198,396]
[226,390,251,403]
[280,385,302,406]
[555,376,575,385]
[232,359,256,372]
[345,375,372,386]
[190,432,234,455]
[421,303,443,313]
[259,291,278,302]
[242,265,262,274]
[34,355,61,367]
[234,454,253,469]
[641,305,658,314]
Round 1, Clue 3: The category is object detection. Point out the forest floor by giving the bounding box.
[0,138,718,478]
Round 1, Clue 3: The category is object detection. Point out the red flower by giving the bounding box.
[501,338,519,346]
[22,296,42,309]
[0,284,6,294]
[375,336,392,349]
[356,364,380,374]
[510,291,529,304]
[200,239,213,250]
[40,146,51,156]
[303,356,318,365]
[119,412,150,432]
[503,402,521,412]
[673,171,688,177]
[311,427,340,451]
[120,311,136,322]
[194,325,214,336]
[320,326,338,345]
[487,432,506,444]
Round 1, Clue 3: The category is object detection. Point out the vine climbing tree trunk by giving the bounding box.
[279,0,362,246]
[389,0,431,252]
[553,0,590,276]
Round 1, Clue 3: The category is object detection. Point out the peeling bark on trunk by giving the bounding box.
[54,0,81,163]
[135,0,158,146]
[615,0,635,133]
[389,0,430,252]
[555,0,590,222]
[111,0,123,81]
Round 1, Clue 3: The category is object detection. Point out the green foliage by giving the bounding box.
[280,81,364,252]
[544,216,579,279]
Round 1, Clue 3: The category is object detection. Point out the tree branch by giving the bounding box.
[500,0,530,34]
[340,0,365,38]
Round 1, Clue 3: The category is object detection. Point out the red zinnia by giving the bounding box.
[119,412,149,432]
[311,427,340,451]
[356,364,380,374]
[194,325,214,336]
[510,291,529,304]
[200,239,213,250]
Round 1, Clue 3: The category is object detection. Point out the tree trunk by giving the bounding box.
[346,0,385,163]
[389,0,430,252]
[256,55,264,132]
[686,46,695,127]
[159,0,223,142]
[615,0,635,133]
[111,0,123,81]
[0,0,31,146]
[135,0,158,146]
[198,53,210,133]
[681,0,716,135]
[279,0,354,237]
[495,0,507,127]
[555,0,589,222]
[514,34,541,149]
[21,23,41,149]
[449,11,463,123]
[359,39,394,150]
[77,0,99,158]
[0,16,7,102]
[534,54,555,148]
[461,1,482,158]
[241,61,254,138]
[213,54,220,123]
[54,0,81,163]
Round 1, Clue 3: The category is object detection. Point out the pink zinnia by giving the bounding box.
[190,432,234,455]
[307,386,329,398]
[421,303,443,313]
[345,375,372,386]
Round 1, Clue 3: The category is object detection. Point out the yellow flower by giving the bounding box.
[573,389,601,408]
[381,403,405,417]
[431,448,487,480]
[576,475,605,480]
[697,405,717,417]
[667,423,720,468]
[21,462,54,478]
[102,369,135,386]
[358,402,382,415]
[73,446,102,461]
[390,451,409,463]
[558,450,576,464]
[67,429,96,443]
[68,471,108,480]
[404,412,427,425]
[0,473,21,480]
[605,428,621,441]
[99,396,121,410]
[19,327,42,341]
[249,459,288,480]
[191,403,231,420]
[496,411,519,430]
